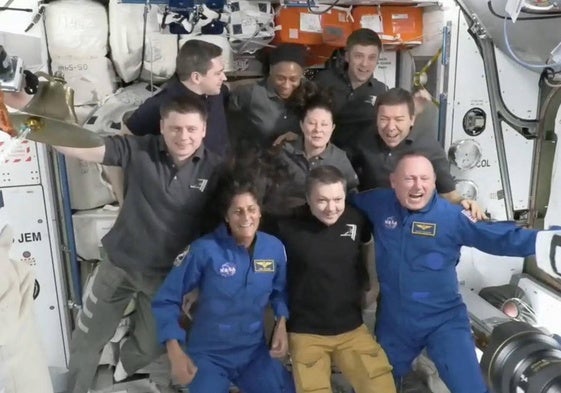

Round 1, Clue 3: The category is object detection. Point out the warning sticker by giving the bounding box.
[0,139,33,163]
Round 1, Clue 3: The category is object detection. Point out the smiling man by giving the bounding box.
[274,166,395,393]
[125,40,229,157]
[314,29,387,155]
[46,95,222,393]
[351,153,542,393]
[354,87,485,220]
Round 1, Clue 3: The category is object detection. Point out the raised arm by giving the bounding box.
[458,212,538,257]
[53,144,106,163]
[349,189,380,221]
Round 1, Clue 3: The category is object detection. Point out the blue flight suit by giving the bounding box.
[352,189,538,393]
[152,224,295,393]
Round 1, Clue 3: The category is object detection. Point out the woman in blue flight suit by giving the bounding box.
[152,173,295,393]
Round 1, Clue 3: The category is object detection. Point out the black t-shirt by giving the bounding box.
[275,206,371,335]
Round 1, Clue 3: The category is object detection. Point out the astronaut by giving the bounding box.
[352,152,540,393]
[151,175,295,393]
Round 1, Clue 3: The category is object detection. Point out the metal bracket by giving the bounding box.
[468,13,489,39]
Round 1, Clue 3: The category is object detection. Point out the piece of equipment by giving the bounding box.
[481,320,561,393]
[5,71,104,148]
[1,46,104,148]
[0,45,24,93]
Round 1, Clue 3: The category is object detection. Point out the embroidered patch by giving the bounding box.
[219,262,237,277]
[411,221,436,237]
[340,224,357,241]
[461,209,477,223]
[384,216,398,229]
[364,95,377,106]
[189,178,208,192]
[254,259,275,273]
[173,245,190,267]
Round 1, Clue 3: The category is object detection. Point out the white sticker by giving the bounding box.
[391,13,409,20]
[289,28,299,40]
[360,14,382,33]
[299,13,322,33]
[505,0,525,23]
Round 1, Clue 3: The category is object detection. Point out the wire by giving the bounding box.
[306,0,341,15]
[0,6,32,11]
[487,1,561,20]
[503,17,561,70]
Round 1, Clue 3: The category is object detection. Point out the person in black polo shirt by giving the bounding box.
[274,91,358,211]
[229,43,313,150]
[313,29,387,159]
[275,166,395,393]
[43,95,222,393]
[354,87,486,220]
[125,40,229,157]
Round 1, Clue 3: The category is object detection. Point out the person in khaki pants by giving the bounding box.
[274,166,395,393]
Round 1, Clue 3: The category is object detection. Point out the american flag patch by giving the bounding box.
[461,209,477,223]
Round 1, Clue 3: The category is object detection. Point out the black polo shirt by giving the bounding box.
[276,206,371,335]
[101,135,222,273]
[314,67,388,150]
[354,125,456,193]
[229,79,300,148]
[125,76,230,157]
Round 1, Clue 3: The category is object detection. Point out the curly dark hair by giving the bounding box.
[207,149,292,221]
[285,82,335,122]
[216,169,264,218]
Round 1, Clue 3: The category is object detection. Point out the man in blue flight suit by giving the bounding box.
[352,152,540,393]
[151,178,295,393]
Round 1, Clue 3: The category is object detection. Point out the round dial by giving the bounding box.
[463,108,486,136]
[455,179,479,200]
[448,139,482,170]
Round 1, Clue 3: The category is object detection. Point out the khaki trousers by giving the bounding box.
[289,325,395,393]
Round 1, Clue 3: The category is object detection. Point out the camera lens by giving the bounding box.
[481,321,561,393]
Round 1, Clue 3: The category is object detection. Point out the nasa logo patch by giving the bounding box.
[219,262,237,277]
[384,216,398,229]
